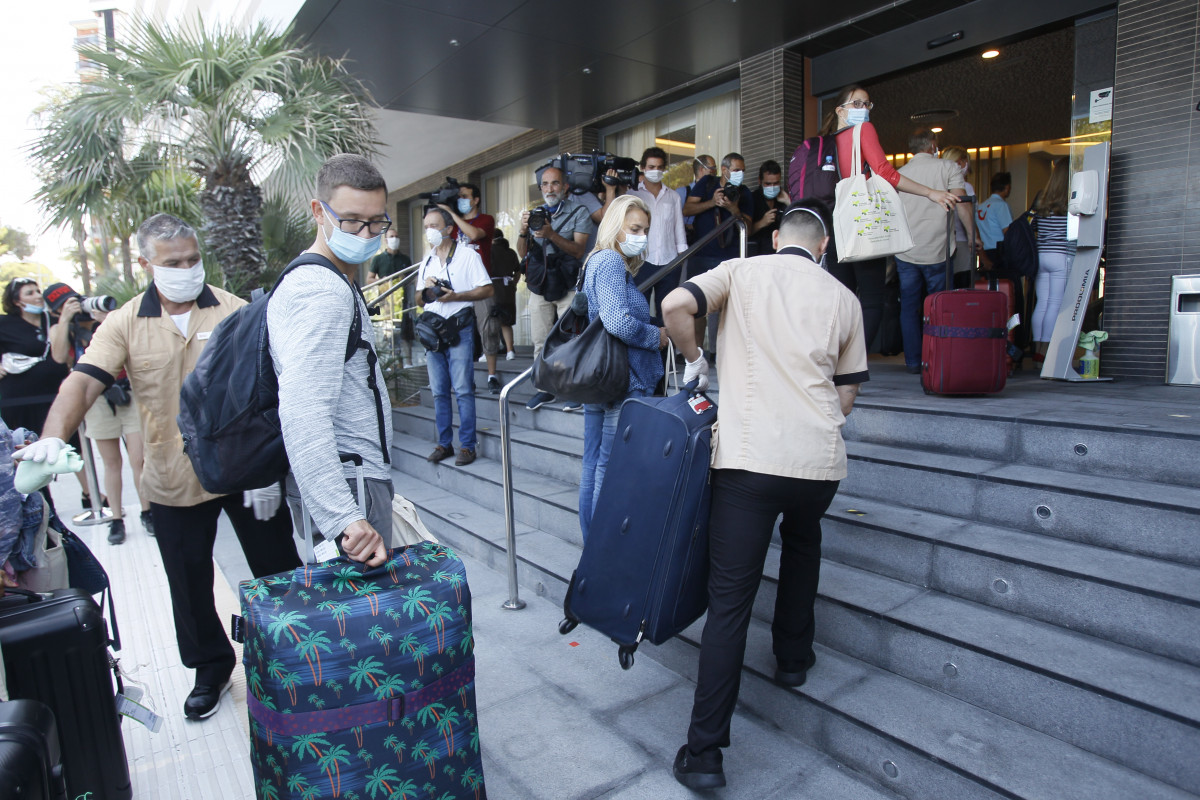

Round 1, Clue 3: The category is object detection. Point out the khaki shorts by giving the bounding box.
[83,396,141,441]
[474,297,505,355]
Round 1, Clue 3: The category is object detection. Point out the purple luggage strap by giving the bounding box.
[247,657,475,736]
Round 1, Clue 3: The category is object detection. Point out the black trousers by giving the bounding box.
[150,495,300,685]
[827,232,886,352]
[687,469,839,754]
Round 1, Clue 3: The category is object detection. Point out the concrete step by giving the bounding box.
[391,464,1199,800]
[842,439,1200,567]
[794,560,1200,791]
[820,493,1200,666]
[845,402,1200,489]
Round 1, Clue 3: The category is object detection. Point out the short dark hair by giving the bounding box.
[759,160,782,182]
[3,278,39,316]
[460,182,481,201]
[721,152,745,170]
[991,172,1012,193]
[137,213,197,261]
[424,207,453,228]
[317,154,387,202]
[908,129,937,154]
[640,147,668,167]
[693,155,715,178]
[778,199,831,249]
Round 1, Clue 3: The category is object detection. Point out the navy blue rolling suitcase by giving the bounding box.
[559,387,717,668]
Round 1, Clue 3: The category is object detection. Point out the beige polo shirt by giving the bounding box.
[75,284,245,507]
[684,246,869,482]
[897,152,965,265]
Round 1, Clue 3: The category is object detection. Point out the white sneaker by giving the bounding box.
[505,351,515,361]
[478,355,487,363]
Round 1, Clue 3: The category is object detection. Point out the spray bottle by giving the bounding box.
[1078,330,1108,379]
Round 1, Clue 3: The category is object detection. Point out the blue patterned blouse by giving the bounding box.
[580,248,664,394]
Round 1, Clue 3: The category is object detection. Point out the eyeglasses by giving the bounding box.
[839,99,874,110]
[322,201,391,236]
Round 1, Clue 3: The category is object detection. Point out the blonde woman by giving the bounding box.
[940,145,980,288]
[1031,158,1076,359]
[578,194,667,540]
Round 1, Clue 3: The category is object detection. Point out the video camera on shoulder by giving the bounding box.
[419,176,461,210]
[43,282,117,323]
[536,152,639,196]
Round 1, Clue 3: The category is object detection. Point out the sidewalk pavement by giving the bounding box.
[58,454,888,800]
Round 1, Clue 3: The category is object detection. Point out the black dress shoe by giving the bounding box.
[775,654,816,687]
[184,681,231,720]
[673,744,726,789]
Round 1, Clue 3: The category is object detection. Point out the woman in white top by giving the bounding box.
[1031,159,1076,361]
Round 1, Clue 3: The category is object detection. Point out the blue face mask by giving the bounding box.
[763,185,781,200]
[323,221,382,264]
[457,198,473,215]
[22,304,45,315]
[845,108,870,126]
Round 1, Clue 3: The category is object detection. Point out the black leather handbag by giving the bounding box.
[532,289,629,405]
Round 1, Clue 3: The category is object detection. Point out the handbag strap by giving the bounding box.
[850,123,864,179]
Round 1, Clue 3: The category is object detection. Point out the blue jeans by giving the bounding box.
[426,319,477,451]
[895,257,949,368]
[578,389,650,541]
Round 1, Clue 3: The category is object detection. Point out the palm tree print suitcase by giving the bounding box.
[238,541,485,800]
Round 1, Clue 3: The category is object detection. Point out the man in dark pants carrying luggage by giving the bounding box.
[662,200,868,790]
[16,214,302,721]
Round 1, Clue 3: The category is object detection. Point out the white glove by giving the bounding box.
[243,483,283,521]
[683,354,710,392]
[13,436,65,464]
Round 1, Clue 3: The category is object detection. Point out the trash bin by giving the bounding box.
[1166,274,1200,386]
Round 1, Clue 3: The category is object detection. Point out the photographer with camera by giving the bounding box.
[749,160,791,255]
[683,152,754,360]
[516,165,596,411]
[418,207,493,467]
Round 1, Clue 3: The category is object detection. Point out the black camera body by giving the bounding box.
[717,183,741,205]
[555,151,638,195]
[527,207,549,232]
[421,278,454,304]
[419,176,461,208]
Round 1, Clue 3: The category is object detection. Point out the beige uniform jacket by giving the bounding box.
[684,247,869,482]
[75,284,245,507]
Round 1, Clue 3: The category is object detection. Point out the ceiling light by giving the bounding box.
[449,39,459,46]
[582,67,592,75]
[982,49,1000,59]
[931,127,943,133]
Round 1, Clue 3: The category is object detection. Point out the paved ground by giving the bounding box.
[65,453,888,800]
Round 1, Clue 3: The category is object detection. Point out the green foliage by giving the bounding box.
[0,263,58,287]
[0,225,35,261]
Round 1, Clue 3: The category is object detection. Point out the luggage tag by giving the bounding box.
[688,394,714,415]
[116,693,164,733]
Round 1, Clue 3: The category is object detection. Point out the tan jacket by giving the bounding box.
[76,284,245,507]
[685,248,868,481]
[897,152,965,265]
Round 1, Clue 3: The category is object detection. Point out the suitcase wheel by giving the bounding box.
[618,645,636,670]
[558,617,578,635]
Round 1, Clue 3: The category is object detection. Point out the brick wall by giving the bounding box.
[738,49,806,186]
[1104,0,1200,379]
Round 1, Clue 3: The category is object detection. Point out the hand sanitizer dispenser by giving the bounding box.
[1069,171,1099,216]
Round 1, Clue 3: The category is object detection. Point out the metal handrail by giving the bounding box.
[496,216,747,611]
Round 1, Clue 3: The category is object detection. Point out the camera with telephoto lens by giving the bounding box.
[527,207,549,233]
[558,152,638,194]
[418,176,461,209]
[716,183,741,205]
[421,278,453,304]
[42,282,117,323]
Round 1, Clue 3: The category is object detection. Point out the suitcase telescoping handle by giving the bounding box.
[299,453,367,565]
[944,195,975,289]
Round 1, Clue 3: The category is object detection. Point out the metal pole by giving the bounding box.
[737,218,748,260]
[498,366,532,611]
[72,420,113,526]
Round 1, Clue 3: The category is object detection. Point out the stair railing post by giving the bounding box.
[499,366,532,610]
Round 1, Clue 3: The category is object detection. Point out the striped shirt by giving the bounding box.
[1037,214,1076,256]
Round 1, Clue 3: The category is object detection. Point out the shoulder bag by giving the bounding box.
[834,122,914,262]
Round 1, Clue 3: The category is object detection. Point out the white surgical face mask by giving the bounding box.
[845,108,869,126]
[959,162,970,178]
[386,237,400,250]
[763,185,781,200]
[153,261,207,303]
[643,169,663,184]
[22,304,45,315]
[425,227,445,248]
[619,233,648,258]
[727,170,744,187]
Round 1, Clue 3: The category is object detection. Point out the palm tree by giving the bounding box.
[38,17,378,293]
[348,656,386,692]
[258,778,281,800]
[319,743,351,797]
[461,767,483,800]
[364,764,399,799]
[297,629,333,684]
[326,678,344,699]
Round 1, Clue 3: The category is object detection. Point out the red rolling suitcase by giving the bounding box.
[921,290,1008,395]
[974,275,1019,372]
[0,589,131,800]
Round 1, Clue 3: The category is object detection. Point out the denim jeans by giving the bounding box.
[895,257,948,368]
[578,389,650,541]
[426,319,477,451]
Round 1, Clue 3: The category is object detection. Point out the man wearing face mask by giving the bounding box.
[682,152,754,360]
[367,229,415,365]
[18,213,301,722]
[418,207,493,466]
[749,160,790,256]
[632,146,687,322]
[516,165,595,411]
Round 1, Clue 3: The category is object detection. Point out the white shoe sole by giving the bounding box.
[185,681,232,721]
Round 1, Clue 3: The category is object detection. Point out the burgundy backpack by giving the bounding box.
[787,134,841,208]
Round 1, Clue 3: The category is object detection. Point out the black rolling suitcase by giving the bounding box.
[0,589,132,800]
[0,699,69,800]
[559,387,717,668]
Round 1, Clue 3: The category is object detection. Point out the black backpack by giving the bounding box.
[177,253,389,495]
[787,134,841,208]
[1000,206,1039,279]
